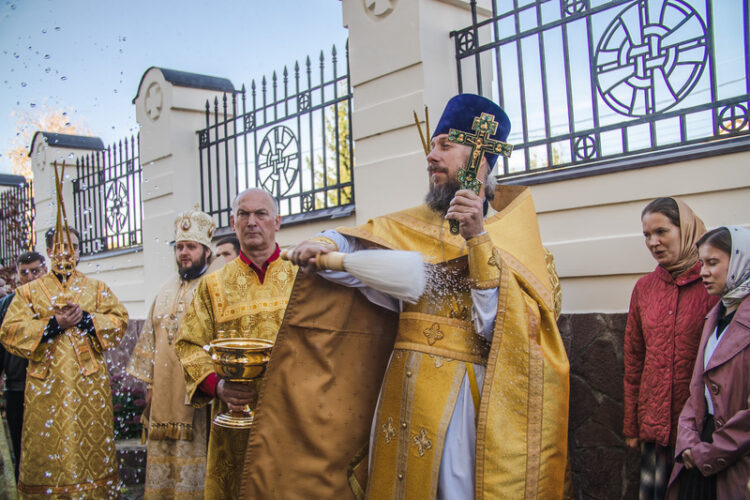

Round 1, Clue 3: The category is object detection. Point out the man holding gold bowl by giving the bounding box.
[175,188,296,500]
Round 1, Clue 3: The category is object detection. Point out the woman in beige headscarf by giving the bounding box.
[623,197,719,499]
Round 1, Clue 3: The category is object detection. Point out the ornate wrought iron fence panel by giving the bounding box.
[452,0,750,180]
[73,136,142,256]
[0,179,35,267]
[197,43,354,229]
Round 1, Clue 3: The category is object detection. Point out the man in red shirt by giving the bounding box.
[175,188,297,499]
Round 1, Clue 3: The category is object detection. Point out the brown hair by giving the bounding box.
[641,197,680,227]
[44,227,81,249]
[696,227,731,254]
[16,251,45,266]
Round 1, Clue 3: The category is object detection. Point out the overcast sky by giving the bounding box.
[0,0,349,174]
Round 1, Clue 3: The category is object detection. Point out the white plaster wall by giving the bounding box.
[342,0,481,223]
[531,152,750,313]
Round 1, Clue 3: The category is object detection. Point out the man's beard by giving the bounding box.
[425,179,460,215]
[178,253,208,280]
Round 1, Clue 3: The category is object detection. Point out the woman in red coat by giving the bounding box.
[624,198,718,499]
[667,226,750,499]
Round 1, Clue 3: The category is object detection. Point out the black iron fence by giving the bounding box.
[72,136,142,256]
[197,43,354,229]
[0,177,35,267]
[452,0,750,180]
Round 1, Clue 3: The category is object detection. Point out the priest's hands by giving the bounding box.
[624,437,639,449]
[446,189,484,240]
[286,240,335,275]
[216,379,257,412]
[54,302,83,330]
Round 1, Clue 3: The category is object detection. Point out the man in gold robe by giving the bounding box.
[175,188,296,499]
[242,94,569,499]
[127,208,217,499]
[0,228,128,498]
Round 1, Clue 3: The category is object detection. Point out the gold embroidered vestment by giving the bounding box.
[341,186,569,499]
[175,258,296,500]
[0,271,128,499]
[127,274,208,499]
[240,185,569,499]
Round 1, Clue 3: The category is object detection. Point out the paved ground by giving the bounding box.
[121,484,145,500]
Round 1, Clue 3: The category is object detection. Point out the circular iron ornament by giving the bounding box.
[594,0,708,117]
[574,135,598,161]
[456,30,476,57]
[298,92,311,111]
[256,125,300,198]
[244,113,255,131]
[718,104,749,134]
[104,180,128,233]
[302,193,314,213]
[564,0,588,16]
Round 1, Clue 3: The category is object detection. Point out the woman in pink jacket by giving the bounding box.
[667,226,750,499]
[624,198,717,499]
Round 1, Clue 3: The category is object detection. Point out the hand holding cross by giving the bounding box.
[446,112,513,234]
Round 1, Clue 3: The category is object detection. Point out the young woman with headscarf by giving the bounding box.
[666,226,750,500]
[624,197,719,499]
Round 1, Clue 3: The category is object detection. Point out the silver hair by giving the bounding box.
[484,165,498,202]
[231,188,279,216]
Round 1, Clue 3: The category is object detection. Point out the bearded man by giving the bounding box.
[241,94,569,499]
[175,188,297,499]
[0,228,128,498]
[127,208,216,499]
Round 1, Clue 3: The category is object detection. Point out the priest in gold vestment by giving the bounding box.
[175,189,296,499]
[0,228,128,498]
[127,208,217,499]
[242,94,570,499]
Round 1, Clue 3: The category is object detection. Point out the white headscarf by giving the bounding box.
[722,226,750,309]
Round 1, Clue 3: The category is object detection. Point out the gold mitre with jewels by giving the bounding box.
[174,206,216,247]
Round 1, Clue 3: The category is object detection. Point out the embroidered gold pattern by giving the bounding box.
[488,247,502,269]
[423,323,444,346]
[382,417,397,444]
[412,428,433,457]
[427,354,447,368]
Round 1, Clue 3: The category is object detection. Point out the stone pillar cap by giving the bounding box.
[132,66,234,104]
[28,132,105,157]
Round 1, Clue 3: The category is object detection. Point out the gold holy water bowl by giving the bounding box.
[210,338,274,429]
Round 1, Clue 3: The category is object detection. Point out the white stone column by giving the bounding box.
[28,132,105,256]
[341,0,486,223]
[133,67,235,308]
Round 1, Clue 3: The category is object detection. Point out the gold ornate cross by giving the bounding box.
[423,323,444,346]
[412,428,433,457]
[381,417,397,444]
[447,112,513,234]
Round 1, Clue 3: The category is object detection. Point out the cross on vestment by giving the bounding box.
[447,112,513,234]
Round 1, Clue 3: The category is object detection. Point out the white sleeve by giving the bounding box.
[472,288,498,341]
[316,230,400,312]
